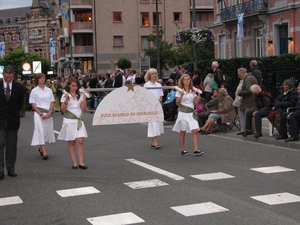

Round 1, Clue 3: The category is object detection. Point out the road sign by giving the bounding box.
[22,62,31,71]
[22,71,32,75]
[32,61,42,74]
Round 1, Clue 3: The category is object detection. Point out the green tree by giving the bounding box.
[117,58,132,70]
[0,48,51,76]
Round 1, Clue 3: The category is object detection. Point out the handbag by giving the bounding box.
[267,109,279,120]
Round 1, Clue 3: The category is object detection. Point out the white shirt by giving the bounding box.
[175,90,196,109]
[61,93,84,118]
[144,81,163,100]
[29,86,54,109]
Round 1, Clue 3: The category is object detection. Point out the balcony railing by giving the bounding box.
[70,22,93,31]
[66,46,93,55]
[70,0,92,6]
[190,0,213,7]
[220,0,268,21]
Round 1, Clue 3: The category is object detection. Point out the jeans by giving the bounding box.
[279,112,300,136]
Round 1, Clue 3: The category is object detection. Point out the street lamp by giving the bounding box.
[155,0,160,77]
[192,0,197,71]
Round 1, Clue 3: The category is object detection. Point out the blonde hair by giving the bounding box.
[144,68,158,82]
[177,74,193,90]
[250,84,261,95]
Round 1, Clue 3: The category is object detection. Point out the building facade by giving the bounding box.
[0,0,55,64]
[212,0,300,59]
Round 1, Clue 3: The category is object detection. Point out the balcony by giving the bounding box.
[65,46,94,57]
[220,0,268,21]
[70,22,93,33]
[70,0,93,8]
[190,0,213,9]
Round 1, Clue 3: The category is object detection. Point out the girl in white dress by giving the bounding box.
[172,74,204,156]
[30,73,55,160]
[58,78,88,169]
[143,68,164,149]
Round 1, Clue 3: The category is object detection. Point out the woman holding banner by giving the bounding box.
[58,78,88,169]
[144,68,164,149]
[172,74,204,156]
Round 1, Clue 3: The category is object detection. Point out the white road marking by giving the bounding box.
[56,186,100,198]
[124,179,168,189]
[0,196,23,207]
[251,192,300,205]
[191,172,235,181]
[251,166,295,174]
[126,159,185,181]
[171,202,229,217]
[87,212,145,225]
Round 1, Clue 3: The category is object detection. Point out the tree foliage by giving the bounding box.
[117,58,132,69]
[0,48,51,76]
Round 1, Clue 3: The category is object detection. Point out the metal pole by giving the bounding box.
[69,0,73,76]
[155,0,160,78]
[192,0,197,71]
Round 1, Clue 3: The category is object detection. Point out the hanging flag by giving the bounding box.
[22,28,29,53]
[49,38,56,66]
[0,42,5,57]
[237,13,244,39]
[60,0,69,37]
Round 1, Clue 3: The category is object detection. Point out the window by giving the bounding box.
[235,33,242,57]
[140,0,149,3]
[217,0,226,14]
[141,12,150,26]
[16,32,21,41]
[113,36,123,47]
[255,28,262,57]
[74,11,92,22]
[153,12,161,26]
[75,34,93,46]
[113,12,122,22]
[219,35,226,59]
[8,33,12,42]
[35,48,43,57]
[141,36,150,50]
[0,34,4,42]
[173,12,182,22]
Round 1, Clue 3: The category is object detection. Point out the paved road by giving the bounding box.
[1,111,300,225]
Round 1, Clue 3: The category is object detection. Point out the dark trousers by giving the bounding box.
[163,101,177,120]
[0,121,18,174]
[279,112,300,136]
[245,109,270,133]
[198,112,208,127]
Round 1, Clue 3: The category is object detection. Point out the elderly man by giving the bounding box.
[113,68,123,88]
[249,60,262,86]
[0,65,24,179]
[211,61,223,88]
[276,84,300,142]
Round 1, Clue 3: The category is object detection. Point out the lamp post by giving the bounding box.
[155,0,160,77]
[192,0,197,71]
[68,0,73,76]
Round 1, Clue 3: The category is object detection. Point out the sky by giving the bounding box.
[0,0,32,10]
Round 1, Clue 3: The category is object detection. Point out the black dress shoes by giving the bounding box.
[253,132,262,138]
[0,173,4,180]
[236,131,245,135]
[284,136,299,142]
[79,165,88,169]
[242,130,253,137]
[275,135,288,140]
[8,171,17,177]
[43,155,48,160]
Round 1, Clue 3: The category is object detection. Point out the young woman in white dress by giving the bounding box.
[143,68,164,149]
[30,73,55,160]
[58,78,88,169]
[172,74,204,156]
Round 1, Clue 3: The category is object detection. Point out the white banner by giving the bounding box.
[93,85,164,125]
[0,42,5,58]
[237,13,244,39]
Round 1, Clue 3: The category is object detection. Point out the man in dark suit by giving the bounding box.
[113,68,123,88]
[0,65,24,180]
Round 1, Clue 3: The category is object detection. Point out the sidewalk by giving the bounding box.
[212,118,300,150]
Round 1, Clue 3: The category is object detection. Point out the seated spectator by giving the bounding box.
[197,89,220,130]
[275,84,300,142]
[270,79,298,132]
[199,88,235,134]
[196,97,207,114]
[163,80,177,121]
[242,84,272,138]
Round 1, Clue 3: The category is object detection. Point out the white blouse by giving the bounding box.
[61,93,84,118]
[176,90,196,109]
[144,81,163,100]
